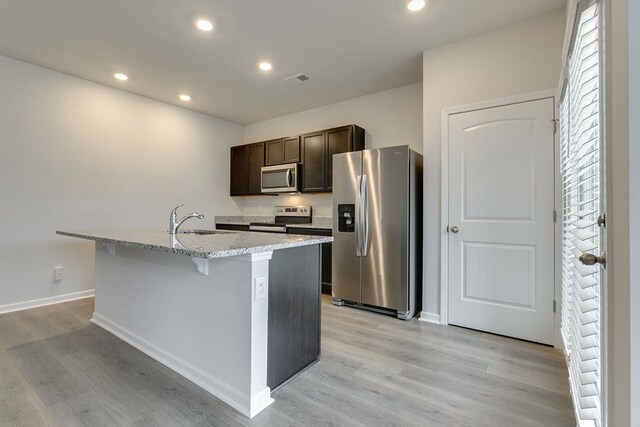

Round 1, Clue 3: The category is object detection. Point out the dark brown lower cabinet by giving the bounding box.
[267,245,321,390]
[287,227,332,295]
[321,242,332,295]
[214,223,250,232]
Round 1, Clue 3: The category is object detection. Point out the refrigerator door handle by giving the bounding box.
[362,174,370,257]
[355,174,363,257]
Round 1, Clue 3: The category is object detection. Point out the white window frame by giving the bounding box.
[557,0,607,425]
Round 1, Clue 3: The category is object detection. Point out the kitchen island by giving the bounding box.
[56,229,332,418]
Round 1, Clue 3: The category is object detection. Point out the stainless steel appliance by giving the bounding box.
[261,163,300,194]
[249,206,312,233]
[332,145,422,319]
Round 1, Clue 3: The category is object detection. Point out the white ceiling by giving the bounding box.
[0,0,565,124]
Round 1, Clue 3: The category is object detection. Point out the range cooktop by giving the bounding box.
[249,206,312,233]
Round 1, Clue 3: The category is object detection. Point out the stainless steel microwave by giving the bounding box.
[261,163,300,194]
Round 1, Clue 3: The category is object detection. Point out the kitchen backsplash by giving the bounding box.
[236,193,333,217]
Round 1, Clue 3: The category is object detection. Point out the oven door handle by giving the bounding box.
[249,225,287,233]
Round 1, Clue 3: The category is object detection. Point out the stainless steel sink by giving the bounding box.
[177,229,234,235]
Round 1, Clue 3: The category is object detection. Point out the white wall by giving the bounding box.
[606,0,632,424]
[421,10,566,318]
[239,83,423,216]
[0,55,243,311]
[628,0,639,421]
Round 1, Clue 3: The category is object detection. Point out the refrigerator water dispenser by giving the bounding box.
[337,204,355,232]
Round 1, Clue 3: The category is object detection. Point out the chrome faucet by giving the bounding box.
[169,204,204,235]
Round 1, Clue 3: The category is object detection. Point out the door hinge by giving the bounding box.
[552,119,559,134]
[553,300,557,313]
[553,210,558,223]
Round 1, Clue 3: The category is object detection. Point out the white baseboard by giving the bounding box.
[91,313,269,418]
[418,311,441,325]
[0,289,95,314]
[249,388,275,418]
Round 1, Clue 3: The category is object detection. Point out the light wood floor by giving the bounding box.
[0,296,574,426]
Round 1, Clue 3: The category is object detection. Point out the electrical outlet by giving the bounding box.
[254,277,266,301]
[53,266,63,282]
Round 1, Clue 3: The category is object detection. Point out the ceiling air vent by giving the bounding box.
[285,73,311,82]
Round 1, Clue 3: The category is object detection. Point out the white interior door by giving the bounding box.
[447,98,556,345]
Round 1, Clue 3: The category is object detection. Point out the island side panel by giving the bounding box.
[267,244,321,390]
[91,244,272,418]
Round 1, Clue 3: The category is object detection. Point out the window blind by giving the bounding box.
[559,3,602,427]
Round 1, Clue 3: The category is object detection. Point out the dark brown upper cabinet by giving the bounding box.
[230,125,363,196]
[300,132,326,193]
[230,142,264,196]
[265,139,283,166]
[301,125,364,193]
[265,137,300,166]
[282,136,301,163]
[247,142,265,195]
[230,145,248,196]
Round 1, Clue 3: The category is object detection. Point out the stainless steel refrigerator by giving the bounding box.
[332,145,422,319]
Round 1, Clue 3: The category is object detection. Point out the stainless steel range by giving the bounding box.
[249,206,312,233]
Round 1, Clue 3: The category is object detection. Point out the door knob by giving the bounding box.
[579,252,606,267]
[449,226,459,234]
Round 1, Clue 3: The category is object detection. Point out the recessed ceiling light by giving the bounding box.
[195,19,214,32]
[178,94,191,102]
[406,0,426,11]
[113,73,128,81]
[258,62,272,72]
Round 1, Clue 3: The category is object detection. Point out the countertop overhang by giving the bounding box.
[56,229,333,259]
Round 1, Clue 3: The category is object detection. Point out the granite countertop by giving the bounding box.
[214,216,332,230]
[56,229,333,259]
